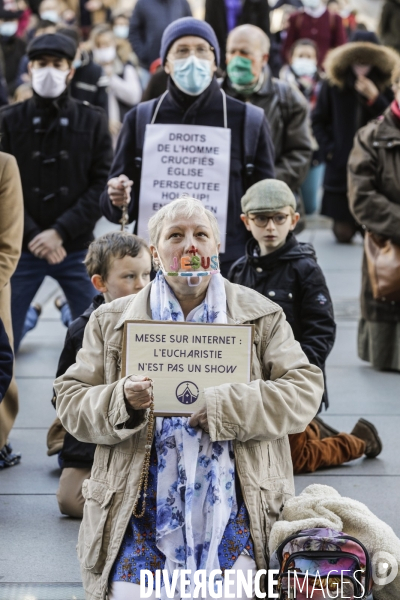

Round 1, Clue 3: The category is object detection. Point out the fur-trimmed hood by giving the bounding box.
[324,42,400,89]
[269,484,400,600]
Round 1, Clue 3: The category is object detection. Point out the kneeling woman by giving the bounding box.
[55,197,323,600]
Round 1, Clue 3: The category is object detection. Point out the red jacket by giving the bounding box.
[283,9,346,67]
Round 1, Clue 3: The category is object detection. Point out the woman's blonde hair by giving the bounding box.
[148,196,220,247]
[89,23,114,46]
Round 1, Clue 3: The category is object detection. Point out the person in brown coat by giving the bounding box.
[0,151,23,467]
[347,65,400,371]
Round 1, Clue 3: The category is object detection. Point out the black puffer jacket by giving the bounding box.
[228,233,336,408]
[53,294,105,468]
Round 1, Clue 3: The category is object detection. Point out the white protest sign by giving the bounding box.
[122,321,253,416]
[138,124,231,252]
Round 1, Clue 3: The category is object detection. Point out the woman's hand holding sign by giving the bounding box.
[108,174,133,207]
[123,375,153,411]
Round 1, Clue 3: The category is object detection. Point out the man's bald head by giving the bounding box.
[227,25,270,57]
[226,25,270,86]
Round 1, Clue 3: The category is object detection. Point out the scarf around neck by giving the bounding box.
[150,272,236,598]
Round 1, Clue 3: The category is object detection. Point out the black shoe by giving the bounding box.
[350,419,382,458]
[313,415,340,440]
[0,442,21,468]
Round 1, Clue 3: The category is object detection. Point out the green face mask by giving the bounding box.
[227,56,255,86]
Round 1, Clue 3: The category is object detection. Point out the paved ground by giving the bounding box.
[0,218,398,599]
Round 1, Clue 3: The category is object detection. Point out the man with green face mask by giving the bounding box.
[101,18,275,275]
[223,24,312,215]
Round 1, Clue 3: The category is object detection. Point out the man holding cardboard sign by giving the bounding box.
[100,17,275,274]
[55,197,323,600]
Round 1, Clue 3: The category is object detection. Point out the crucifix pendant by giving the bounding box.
[120,205,129,231]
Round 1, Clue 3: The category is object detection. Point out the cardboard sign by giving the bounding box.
[138,124,231,252]
[122,321,253,416]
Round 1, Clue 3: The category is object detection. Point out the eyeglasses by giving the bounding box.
[169,45,214,60]
[247,213,290,227]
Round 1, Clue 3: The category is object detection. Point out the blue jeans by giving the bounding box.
[11,250,96,352]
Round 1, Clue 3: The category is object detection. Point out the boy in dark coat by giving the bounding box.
[48,231,152,517]
[228,179,382,472]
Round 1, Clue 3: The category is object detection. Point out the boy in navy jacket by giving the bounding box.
[228,179,382,472]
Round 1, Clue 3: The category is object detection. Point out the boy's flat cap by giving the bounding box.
[241,179,297,213]
[27,33,77,61]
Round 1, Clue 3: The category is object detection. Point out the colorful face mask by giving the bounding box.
[157,246,220,287]
[170,55,212,97]
[227,56,255,86]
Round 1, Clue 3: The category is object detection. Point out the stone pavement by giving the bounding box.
[0,218,398,599]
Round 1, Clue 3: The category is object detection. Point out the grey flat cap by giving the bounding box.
[241,179,296,213]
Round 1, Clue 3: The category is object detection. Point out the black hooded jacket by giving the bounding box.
[228,233,336,408]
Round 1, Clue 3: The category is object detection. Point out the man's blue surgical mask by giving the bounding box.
[170,55,212,96]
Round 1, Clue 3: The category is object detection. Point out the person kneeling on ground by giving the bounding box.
[47,231,151,518]
[228,179,382,473]
[54,197,323,600]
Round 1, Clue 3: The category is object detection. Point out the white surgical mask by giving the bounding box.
[291,58,317,77]
[0,21,18,36]
[113,25,129,39]
[171,55,212,96]
[92,46,116,65]
[302,0,321,8]
[39,10,59,23]
[31,67,69,98]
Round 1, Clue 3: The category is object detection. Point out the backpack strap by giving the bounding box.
[135,98,158,170]
[243,102,265,187]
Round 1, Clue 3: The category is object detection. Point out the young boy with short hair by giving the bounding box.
[228,179,382,472]
[48,231,152,517]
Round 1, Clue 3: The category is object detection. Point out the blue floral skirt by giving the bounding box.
[109,444,254,587]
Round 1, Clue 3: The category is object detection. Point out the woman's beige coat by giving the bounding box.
[54,279,323,600]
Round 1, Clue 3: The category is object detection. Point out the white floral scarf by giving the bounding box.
[150,272,237,598]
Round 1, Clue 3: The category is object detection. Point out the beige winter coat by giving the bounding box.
[54,279,323,600]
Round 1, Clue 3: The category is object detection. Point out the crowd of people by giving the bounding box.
[0,0,399,598]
